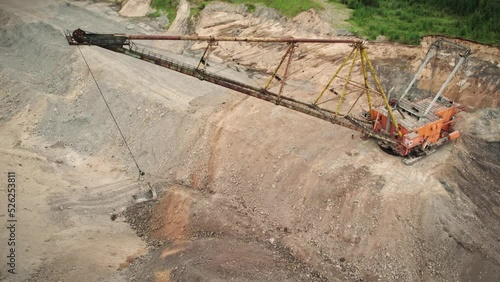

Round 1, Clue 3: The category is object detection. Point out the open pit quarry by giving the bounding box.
[0,0,499,281]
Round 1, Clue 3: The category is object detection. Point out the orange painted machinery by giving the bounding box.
[371,96,463,157]
[370,39,470,158]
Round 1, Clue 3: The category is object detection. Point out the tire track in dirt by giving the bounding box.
[48,178,140,213]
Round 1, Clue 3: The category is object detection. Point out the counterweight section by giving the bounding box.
[65,29,129,48]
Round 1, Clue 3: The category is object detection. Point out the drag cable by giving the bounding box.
[77,46,144,179]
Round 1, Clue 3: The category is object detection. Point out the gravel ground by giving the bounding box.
[0,1,498,281]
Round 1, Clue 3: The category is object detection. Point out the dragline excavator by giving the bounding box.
[65,29,469,164]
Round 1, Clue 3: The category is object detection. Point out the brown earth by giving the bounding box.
[0,0,499,282]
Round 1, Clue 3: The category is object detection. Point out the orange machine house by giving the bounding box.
[371,96,462,156]
[370,39,469,158]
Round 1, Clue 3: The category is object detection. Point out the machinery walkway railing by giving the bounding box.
[123,42,396,144]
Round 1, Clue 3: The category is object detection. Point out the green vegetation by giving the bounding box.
[150,0,498,45]
[228,0,323,17]
[245,3,256,13]
[188,0,323,18]
[333,0,500,45]
[147,10,162,18]
[189,1,206,20]
[150,0,179,25]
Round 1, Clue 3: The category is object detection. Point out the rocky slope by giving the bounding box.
[0,1,498,281]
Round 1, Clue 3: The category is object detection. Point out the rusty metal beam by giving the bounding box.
[118,45,396,144]
[265,44,294,90]
[65,29,399,147]
[278,43,296,98]
[127,34,362,44]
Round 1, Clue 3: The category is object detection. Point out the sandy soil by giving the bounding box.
[120,0,151,17]
[0,0,499,282]
[192,3,499,111]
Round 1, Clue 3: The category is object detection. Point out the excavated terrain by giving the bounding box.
[0,0,499,281]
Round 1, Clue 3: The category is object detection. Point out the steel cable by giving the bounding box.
[77,46,144,178]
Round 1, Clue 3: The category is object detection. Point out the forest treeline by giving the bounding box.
[338,0,499,45]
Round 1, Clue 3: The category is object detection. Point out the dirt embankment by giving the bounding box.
[0,2,151,281]
[119,0,151,17]
[119,2,500,281]
[188,3,499,112]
